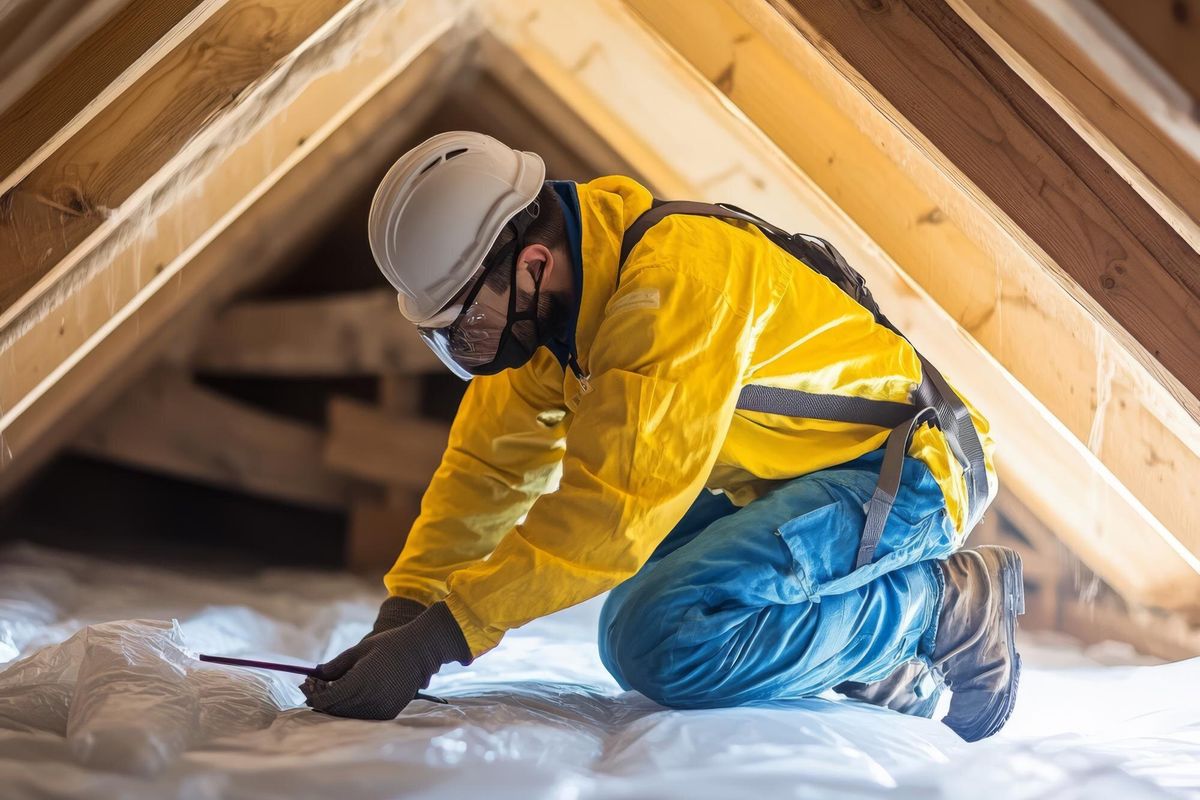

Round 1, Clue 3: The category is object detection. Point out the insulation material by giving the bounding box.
[0,542,1196,798]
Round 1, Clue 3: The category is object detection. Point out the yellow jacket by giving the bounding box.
[386,176,997,657]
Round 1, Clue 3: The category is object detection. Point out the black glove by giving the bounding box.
[300,601,471,719]
[371,596,426,635]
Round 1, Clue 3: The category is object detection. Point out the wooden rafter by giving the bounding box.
[948,0,1200,254]
[757,0,1200,424]
[0,0,129,116]
[0,0,473,495]
[192,291,443,376]
[0,0,206,190]
[0,0,366,312]
[75,368,350,508]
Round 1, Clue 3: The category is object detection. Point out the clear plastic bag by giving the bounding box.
[1,618,291,776]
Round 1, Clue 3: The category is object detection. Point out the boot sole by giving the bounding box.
[958,545,1025,742]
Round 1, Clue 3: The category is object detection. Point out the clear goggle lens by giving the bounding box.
[415,265,529,379]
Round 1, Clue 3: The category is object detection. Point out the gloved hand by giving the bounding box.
[300,601,471,719]
[371,596,426,635]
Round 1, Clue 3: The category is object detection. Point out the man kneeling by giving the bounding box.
[301,132,1023,742]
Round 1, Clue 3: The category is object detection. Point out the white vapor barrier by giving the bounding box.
[0,542,1197,798]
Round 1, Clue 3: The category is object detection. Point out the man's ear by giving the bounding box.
[518,243,554,283]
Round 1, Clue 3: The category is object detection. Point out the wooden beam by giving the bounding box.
[0,0,206,189]
[0,7,470,496]
[74,368,350,507]
[0,0,128,116]
[191,291,442,376]
[765,0,1200,422]
[0,0,360,313]
[324,397,448,491]
[947,0,1200,255]
[1093,0,1200,107]
[481,0,1200,614]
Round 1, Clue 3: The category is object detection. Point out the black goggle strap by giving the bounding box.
[445,200,542,340]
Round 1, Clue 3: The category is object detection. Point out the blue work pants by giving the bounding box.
[598,449,955,708]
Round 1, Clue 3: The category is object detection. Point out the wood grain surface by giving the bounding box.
[0,0,204,188]
[1094,0,1200,105]
[950,0,1200,253]
[0,0,352,313]
[75,368,350,507]
[0,0,127,114]
[775,0,1200,418]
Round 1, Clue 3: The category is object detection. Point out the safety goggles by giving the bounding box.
[414,263,506,380]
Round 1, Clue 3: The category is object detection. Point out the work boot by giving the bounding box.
[838,546,1024,742]
[933,545,1024,741]
[836,657,944,719]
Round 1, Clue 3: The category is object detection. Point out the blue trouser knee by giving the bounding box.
[598,449,956,709]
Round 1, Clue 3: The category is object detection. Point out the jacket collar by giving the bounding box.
[545,176,655,379]
[544,180,584,372]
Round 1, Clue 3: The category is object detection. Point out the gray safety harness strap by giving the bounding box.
[618,200,990,568]
[736,385,917,429]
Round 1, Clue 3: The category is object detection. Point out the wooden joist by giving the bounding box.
[74,368,350,507]
[324,397,449,491]
[192,291,442,376]
[0,0,473,493]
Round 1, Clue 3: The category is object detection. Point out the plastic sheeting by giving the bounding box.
[0,542,1197,799]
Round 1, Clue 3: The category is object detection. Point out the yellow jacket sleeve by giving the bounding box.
[384,349,570,607]
[443,265,754,656]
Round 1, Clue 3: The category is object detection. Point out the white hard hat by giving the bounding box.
[368,131,546,324]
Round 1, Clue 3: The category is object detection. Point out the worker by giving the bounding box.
[300,131,1024,742]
